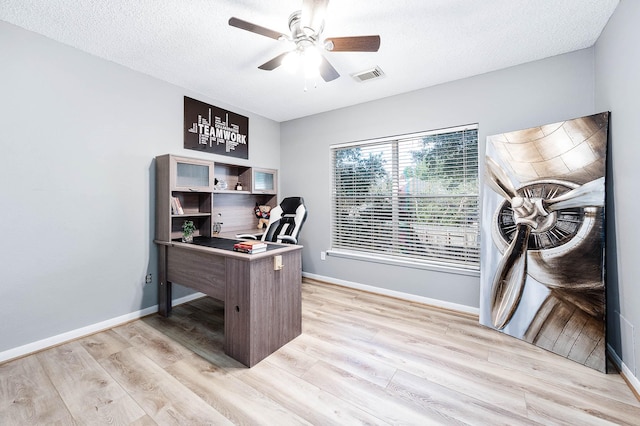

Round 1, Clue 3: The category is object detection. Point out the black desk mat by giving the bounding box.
[174,236,279,252]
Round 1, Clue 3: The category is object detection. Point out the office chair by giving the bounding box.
[240,197,307,244]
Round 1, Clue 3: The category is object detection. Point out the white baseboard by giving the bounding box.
[607,343,640,397]
[302,272,480,316]
[0,292,205,364]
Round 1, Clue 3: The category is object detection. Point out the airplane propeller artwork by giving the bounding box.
[485,156,605,329]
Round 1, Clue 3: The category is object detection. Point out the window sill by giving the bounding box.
[326,249,480,277]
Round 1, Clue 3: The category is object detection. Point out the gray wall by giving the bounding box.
[281,48,595,309]
[0,21,280,355]
[595,0,640,381]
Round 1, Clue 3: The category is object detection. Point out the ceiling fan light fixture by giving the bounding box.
[282,45,322,77]
[304,63,320,78]
[302,47,322,78]
[303,46,322,67]
[282,50,301,72]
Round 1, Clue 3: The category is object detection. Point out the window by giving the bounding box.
[330,125,479,272]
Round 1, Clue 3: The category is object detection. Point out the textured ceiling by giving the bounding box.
[0,0,619,122]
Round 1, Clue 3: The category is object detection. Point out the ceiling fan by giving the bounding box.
[228,0,381,82]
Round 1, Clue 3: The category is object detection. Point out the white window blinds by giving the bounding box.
[330,125,479,271]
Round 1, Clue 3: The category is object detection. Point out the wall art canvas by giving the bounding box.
[184,96,249,159]
[480,112,609,372]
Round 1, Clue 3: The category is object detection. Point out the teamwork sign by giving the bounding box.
[184,96,249,159]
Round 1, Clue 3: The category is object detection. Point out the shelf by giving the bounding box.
[214,163,251,193]
[171,212,212,218]
[213,190,252,194]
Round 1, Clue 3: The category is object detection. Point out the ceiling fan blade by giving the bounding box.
[324,35,381,52]
[319,56,339,82]
[258,52,289,71]
[228,17,286,41]
[490,223,531,330]
[301,0,329,34]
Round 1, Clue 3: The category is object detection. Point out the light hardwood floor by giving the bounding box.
[1,279,639,425]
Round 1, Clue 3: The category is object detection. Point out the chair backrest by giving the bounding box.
[262,197,307,244]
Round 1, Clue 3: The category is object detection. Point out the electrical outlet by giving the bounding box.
[320,251,326,261]
[145,274,152,284]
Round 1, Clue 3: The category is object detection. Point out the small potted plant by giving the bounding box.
[182,220,196,243]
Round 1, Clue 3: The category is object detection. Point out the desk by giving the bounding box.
[155,236,302,367]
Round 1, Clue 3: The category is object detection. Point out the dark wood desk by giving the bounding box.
[155,237,302,367]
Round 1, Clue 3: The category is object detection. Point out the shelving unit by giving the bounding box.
[156,154,279,240]
[211,161,277,234]
[156,154,213,241]
[213,163,252,193]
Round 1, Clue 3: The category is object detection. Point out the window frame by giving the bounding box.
[328,124,480,276]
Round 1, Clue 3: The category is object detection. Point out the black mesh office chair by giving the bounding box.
[241,197,307,244]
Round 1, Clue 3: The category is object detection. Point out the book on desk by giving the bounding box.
[233,240,268,254]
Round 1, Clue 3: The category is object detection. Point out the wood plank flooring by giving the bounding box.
[1,279,639,425]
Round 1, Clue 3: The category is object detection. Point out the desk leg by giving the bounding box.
[158,245,172,317]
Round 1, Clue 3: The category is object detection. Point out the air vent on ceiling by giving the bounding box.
[351,66,385,82]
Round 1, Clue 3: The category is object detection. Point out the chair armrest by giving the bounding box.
[236,234,258,240]
[277,235,297,244]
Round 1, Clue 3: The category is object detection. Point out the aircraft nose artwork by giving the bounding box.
[480,112,609,372]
